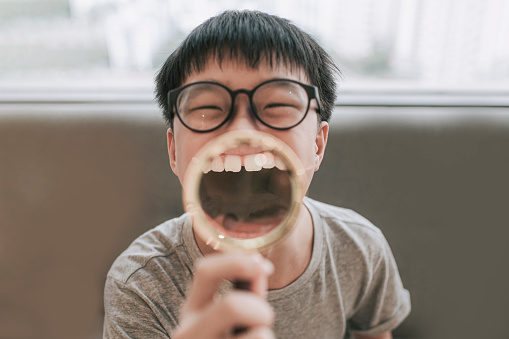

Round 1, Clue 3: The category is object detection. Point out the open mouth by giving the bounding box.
[199,151,292,239]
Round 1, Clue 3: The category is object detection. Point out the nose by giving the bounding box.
[225,93,259,131]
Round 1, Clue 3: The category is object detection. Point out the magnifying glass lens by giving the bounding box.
[183,130,305,251]
[199,163,292,239]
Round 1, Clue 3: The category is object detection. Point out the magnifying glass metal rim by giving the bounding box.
[183,130,306,252]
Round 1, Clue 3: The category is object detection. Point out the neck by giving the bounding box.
[194,202,314,290]
[262,204,314,289]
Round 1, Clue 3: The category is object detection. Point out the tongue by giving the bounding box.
[220,206,286,239]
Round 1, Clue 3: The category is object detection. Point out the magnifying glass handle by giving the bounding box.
[232,280,251,335]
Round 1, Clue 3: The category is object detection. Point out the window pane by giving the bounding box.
[1,0,508,91]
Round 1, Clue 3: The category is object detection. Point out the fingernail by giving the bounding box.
[263,259,274,275]
[254,254,274,274]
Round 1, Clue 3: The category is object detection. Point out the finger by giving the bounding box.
[202,292,274,337]
[250,255,270,297]
[186,253,273,312]
[176,292,274,339]
[234,327,276,339]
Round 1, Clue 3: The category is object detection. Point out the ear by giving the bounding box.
[167,128,179,176]
[314,121,329,171]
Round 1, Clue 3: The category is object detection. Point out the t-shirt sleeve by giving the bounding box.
[103,276,174,338]
[348,233,411,335]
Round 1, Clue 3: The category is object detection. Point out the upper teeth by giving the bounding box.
[262,153,276,169]
[244,154,262,171]
[211,156,224,172]
[225,155,242,172]
[204,152,286,173]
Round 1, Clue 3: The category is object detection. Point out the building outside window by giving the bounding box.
[1,0,508,107]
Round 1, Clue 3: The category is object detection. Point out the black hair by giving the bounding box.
[155,10,340,128]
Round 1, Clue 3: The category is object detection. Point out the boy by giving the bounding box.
[104,10,410,339]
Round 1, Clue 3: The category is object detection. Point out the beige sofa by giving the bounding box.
[1,104,508,339]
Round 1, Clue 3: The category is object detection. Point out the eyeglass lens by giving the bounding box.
[176,80,309,131]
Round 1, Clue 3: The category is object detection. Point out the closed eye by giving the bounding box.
[264,103,297,109]
[189,105,224,111]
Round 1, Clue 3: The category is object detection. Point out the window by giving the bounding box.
[1,0,508,107]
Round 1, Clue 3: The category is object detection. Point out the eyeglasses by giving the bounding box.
[168,79,321,133]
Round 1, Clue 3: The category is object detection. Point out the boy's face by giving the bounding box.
[167,58,329,194]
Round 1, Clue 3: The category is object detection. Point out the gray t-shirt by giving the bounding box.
[103,197,410,338]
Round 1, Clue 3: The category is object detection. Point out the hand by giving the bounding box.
[174,253,275,339]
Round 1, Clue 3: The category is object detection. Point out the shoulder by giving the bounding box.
[106,213,191,285]
[305,197,384,242]
[304,197,390,266]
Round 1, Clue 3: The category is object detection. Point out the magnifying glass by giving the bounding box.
[182,130,307,334]
[183,130,307,253]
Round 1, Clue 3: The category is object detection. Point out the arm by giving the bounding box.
[103,277,173,338]
[353,331,392,339]
[348,228,411,336]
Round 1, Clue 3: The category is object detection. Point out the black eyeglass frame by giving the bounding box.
[167,78,322,133]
